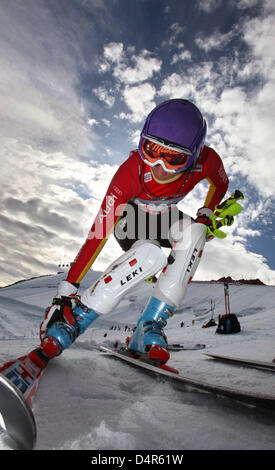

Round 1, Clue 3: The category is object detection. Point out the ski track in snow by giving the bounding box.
[0,271,275,450]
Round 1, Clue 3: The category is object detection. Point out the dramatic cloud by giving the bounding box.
[96,42,162,121]
[93,86,116,108]
[99,42,162,86]
[199,238,275,285]
[120,83,157,123]
[197,0,222,13]
[195,29,236,52]
[0,0,274,287]
[157,7,275,200]
[0,134,119,285]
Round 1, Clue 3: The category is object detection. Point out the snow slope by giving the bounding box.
[0,271,275,450]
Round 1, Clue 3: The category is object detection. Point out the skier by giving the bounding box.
[37,98,229,366]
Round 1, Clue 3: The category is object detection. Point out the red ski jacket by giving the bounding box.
[67,146,229,285]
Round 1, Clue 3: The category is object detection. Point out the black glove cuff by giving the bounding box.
[52,297,72,307]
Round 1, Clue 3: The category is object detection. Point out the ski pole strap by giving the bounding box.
[207,190,244,239]
[215,215,234,229]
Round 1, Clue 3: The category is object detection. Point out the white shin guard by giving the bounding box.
[154,218,207,308]
[81,240,167,314]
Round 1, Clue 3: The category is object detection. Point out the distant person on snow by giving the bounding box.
[37,99,229,366]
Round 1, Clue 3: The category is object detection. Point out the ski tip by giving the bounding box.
[0,374,36,450]
[159,364,179,374]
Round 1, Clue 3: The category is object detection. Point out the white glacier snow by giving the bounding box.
[0,270,275,450]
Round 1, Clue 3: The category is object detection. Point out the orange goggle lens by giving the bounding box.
[142,140,190,170]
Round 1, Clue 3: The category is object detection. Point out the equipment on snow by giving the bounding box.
[216,313,240,334]
[100,346,275,411]
[206,353,275,372]
[202,318,216,328]
[167,343,206,351]
[216,281,241,334]
[139,99,207,173]
[202,300,217,328]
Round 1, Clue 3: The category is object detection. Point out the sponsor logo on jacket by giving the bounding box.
[99,193,118,223]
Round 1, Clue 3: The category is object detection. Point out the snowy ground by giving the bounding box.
[0,271,275,450]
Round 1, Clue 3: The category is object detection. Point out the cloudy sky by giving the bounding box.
[0,0,274,287]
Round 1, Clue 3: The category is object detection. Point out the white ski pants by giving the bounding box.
[80,216,207,314]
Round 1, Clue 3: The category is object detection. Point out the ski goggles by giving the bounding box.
[139,135,193,172]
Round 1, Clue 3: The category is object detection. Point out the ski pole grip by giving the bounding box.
[232,190,244,200]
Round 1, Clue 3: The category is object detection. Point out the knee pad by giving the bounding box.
[155,218,207,308]
[81,240,167,314]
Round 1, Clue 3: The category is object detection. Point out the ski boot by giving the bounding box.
[37,299,99,361]
[126,296,175,365]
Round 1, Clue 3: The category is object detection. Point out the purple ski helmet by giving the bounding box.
[139,99,207,172]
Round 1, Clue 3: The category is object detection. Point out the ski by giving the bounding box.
[100,346,180,374]
[167,343,206,351]
[100,346,275,411]
[206,353,275,372]
[112,341,205,352]
[0,349,48,449]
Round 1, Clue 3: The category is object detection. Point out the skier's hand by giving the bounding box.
[40,280,78,340]
[195,207,214,241]
[195,207,212,226]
